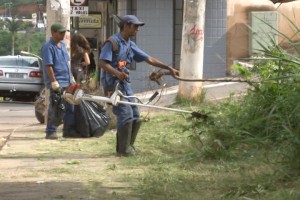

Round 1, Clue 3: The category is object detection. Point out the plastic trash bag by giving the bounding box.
[74,100,110,137]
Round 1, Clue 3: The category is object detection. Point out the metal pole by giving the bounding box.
[20,51,42,60]
[74,17,79,33]
[77,94,193,114]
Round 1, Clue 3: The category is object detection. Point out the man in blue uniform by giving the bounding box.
[99,15,179,156]
[41,22,78,139]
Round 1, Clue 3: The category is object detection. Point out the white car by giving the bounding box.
[0,55,44,101]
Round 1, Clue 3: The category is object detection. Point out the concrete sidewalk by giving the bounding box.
[136,82,249,108]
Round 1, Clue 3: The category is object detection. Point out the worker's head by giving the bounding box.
[120,15,145,27]
[51,22,67,41]
[119,15,145,36]
[51,22,67,32]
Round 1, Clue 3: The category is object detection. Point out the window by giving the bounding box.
[0,57,40,68]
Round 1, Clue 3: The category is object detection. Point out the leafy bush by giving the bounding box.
[188,13,300,176]
[17,31,45,57]
[0,30,12,55]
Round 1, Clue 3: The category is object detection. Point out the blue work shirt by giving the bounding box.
[41,38,72,89]
[99,33,149,90]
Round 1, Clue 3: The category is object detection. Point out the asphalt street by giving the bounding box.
[0,102,37,150]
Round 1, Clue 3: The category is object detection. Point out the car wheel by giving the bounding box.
[35,110,45,124]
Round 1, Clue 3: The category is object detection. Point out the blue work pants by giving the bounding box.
[111,82,140,128]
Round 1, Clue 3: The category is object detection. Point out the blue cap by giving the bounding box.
[120,15,145,26]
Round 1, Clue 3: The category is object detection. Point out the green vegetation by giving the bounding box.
[0,0,45,8]
[0,0,46,56]
[0,27,45,57]
[127,114,300,200]
[17,31,46,56]
[14,111,299,200]
[4,18,25,55]
[68,12,300,200]
[106,51,300,198]
[0,18,45,56]
[157,12,300,199]
[0,30,12,55]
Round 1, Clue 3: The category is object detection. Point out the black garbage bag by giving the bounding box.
[74,100,110,137]
[48,88,65,126]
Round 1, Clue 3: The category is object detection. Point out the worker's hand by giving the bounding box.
[51,81,60,91]
[169,67,180,77]
[116,71,128,81]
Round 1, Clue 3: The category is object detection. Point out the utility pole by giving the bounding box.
[46,0,71,52]
[178,0,206,101]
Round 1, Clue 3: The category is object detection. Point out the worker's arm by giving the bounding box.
[98,60,128,81]
[145,57,179,76]
[46,65,60,90]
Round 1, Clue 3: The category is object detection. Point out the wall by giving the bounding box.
[116,0,228,92]
[174,0,227,79]
[227,0,300,74]
[203,0,227,78]
[118,0,176,93]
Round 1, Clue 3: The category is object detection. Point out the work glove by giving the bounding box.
[51,81,60,91]
[51,81,64,95]
[71,76,76,83]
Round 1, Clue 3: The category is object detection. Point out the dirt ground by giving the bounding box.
[0,122,141,200]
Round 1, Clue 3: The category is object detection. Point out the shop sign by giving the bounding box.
[71,0,89,16]
[73,14,102,29]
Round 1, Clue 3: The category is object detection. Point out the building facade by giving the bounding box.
[227,0,300,73]
[81,0,299,93]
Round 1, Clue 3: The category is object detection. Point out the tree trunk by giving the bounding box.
[11,33,15,56]
[178,0,206,101]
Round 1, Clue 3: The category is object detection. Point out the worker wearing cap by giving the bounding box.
[99,15,179,156]
[41,22,78,139]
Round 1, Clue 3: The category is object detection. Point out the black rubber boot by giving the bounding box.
[116,121,134,157]
[130,119,142,151]
[63,125,81,138]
